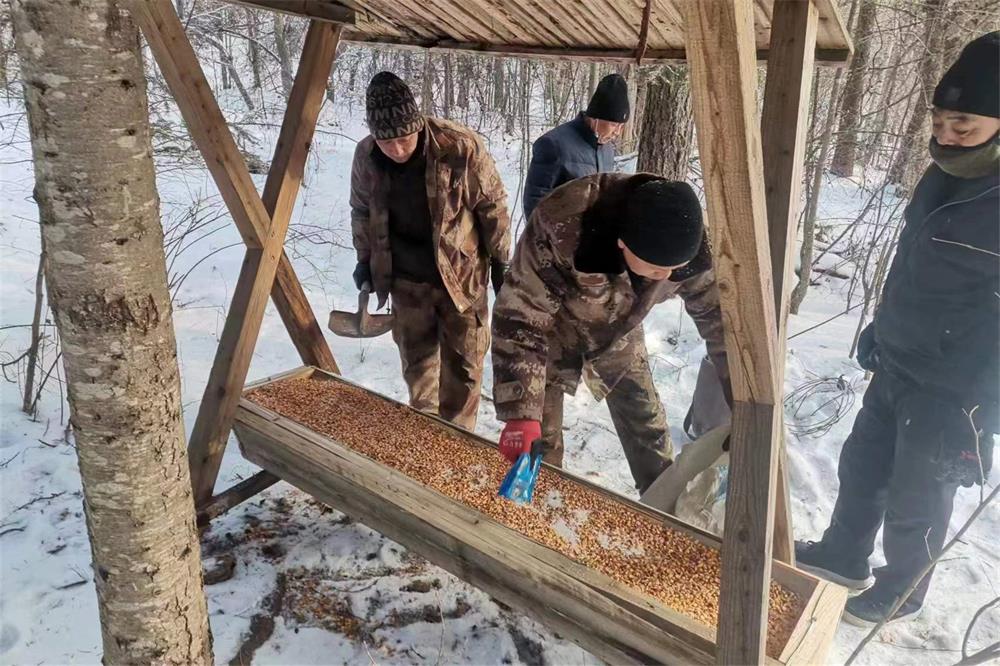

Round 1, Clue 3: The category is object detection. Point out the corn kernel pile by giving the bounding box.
[247,376,804,657]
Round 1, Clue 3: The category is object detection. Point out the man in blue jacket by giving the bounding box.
[522,74,629,220]
[796,32,998,627]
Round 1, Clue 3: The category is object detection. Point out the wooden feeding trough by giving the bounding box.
[232,366,846,665]
[125,0,853,662]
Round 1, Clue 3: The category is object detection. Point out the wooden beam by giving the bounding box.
[232,367,846,665]
[129,0,338,374]
[224,0,355,24]
[761,0,819,567]
[128,0,343,505]
[185,22,342,506]
[681,0,783,663]
[341,32,851,66]
[196,470,280,527]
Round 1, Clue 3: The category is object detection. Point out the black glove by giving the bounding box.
[936,406,994,487]
[856,323,878,371]
[490,259,507,296]
[352,262,372,291]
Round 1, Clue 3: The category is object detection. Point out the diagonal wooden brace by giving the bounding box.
[129,0,343,506]
[761,0,819,567]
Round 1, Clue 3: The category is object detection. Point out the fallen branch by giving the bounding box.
[960,596,1000,665]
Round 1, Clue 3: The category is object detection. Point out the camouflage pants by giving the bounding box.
[390,278,489,430]
[541,353,672,493]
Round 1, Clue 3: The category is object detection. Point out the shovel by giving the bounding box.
[328,281,394,338]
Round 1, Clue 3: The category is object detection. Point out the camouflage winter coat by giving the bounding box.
[350,117,511,313]
[492,173,730,422]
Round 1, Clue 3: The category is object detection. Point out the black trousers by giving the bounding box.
[822,370,961,606]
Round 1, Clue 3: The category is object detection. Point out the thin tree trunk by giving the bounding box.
[421,53,433,115]
[443,53,454,119]
[273,11,293,99]
[11,1,212,662]
[830,0,876,177]
[888,0,947,188]
[636,65,692,180]
[202,32,254,109]
[22,248,46,415]
[790,67,848,314]
[456,54,469,111]
[245,7,262,89]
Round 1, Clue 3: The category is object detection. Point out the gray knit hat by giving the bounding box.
[366,72,424,139]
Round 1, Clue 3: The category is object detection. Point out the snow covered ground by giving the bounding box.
[1,85,997,665]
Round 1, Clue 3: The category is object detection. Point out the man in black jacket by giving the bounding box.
[796,32,999,626]
[522,74,629,220]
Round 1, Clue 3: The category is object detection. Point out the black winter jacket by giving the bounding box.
[873,164,999,428]
[522,113,614,220]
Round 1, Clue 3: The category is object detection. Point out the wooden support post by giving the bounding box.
[681,1,782,663]
[128,0,343,505]
[761,0,819,566]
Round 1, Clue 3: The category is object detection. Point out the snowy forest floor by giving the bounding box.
[1,84,998,665]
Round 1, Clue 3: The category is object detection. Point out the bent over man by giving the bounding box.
[795,32,998,626]
[350,72,511,430]
[491,173,730,492]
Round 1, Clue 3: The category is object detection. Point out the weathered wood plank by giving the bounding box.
[224,0,355,24]
[682,0,779,404]
[720,400,783,664]
[233,368,842,665]
[779,579,847,665]
[234,409,717,665]
[763,0,818,356]
[761,0,819,567]
[128,2,339,372]
[682,0,785,662]
[178,20,342,505]
[341,33,851,64]
[128,0,271,248]
[196,470,281,527]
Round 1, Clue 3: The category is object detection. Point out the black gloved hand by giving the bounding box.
[856,323,879,371]
[352,262,372,291]
[490,259,507,296]
[936,406,994,487]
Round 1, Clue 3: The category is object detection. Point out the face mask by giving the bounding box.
[928,132,1000,179]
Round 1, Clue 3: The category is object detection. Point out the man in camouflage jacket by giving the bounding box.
[350,72,511,430]
[492,173,730,492]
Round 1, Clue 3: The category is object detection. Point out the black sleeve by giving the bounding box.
[522,135,563,222]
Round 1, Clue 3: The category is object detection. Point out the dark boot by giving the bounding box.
[795,539,873,590]
[843,581,922,627]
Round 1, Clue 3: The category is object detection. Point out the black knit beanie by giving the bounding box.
[620,180,704,267]
[933,31,999,119]
[366,71,424,139]
[586,74,630,123]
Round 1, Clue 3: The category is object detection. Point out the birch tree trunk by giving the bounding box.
[11,1,212,662]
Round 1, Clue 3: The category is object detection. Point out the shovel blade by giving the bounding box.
[358,311,394,337]
[327,310,394,338]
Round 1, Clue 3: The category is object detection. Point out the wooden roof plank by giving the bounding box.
[226,0,852,63]
[527,0,618,49]
[577,0,638,48]
[226,0,355,24]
